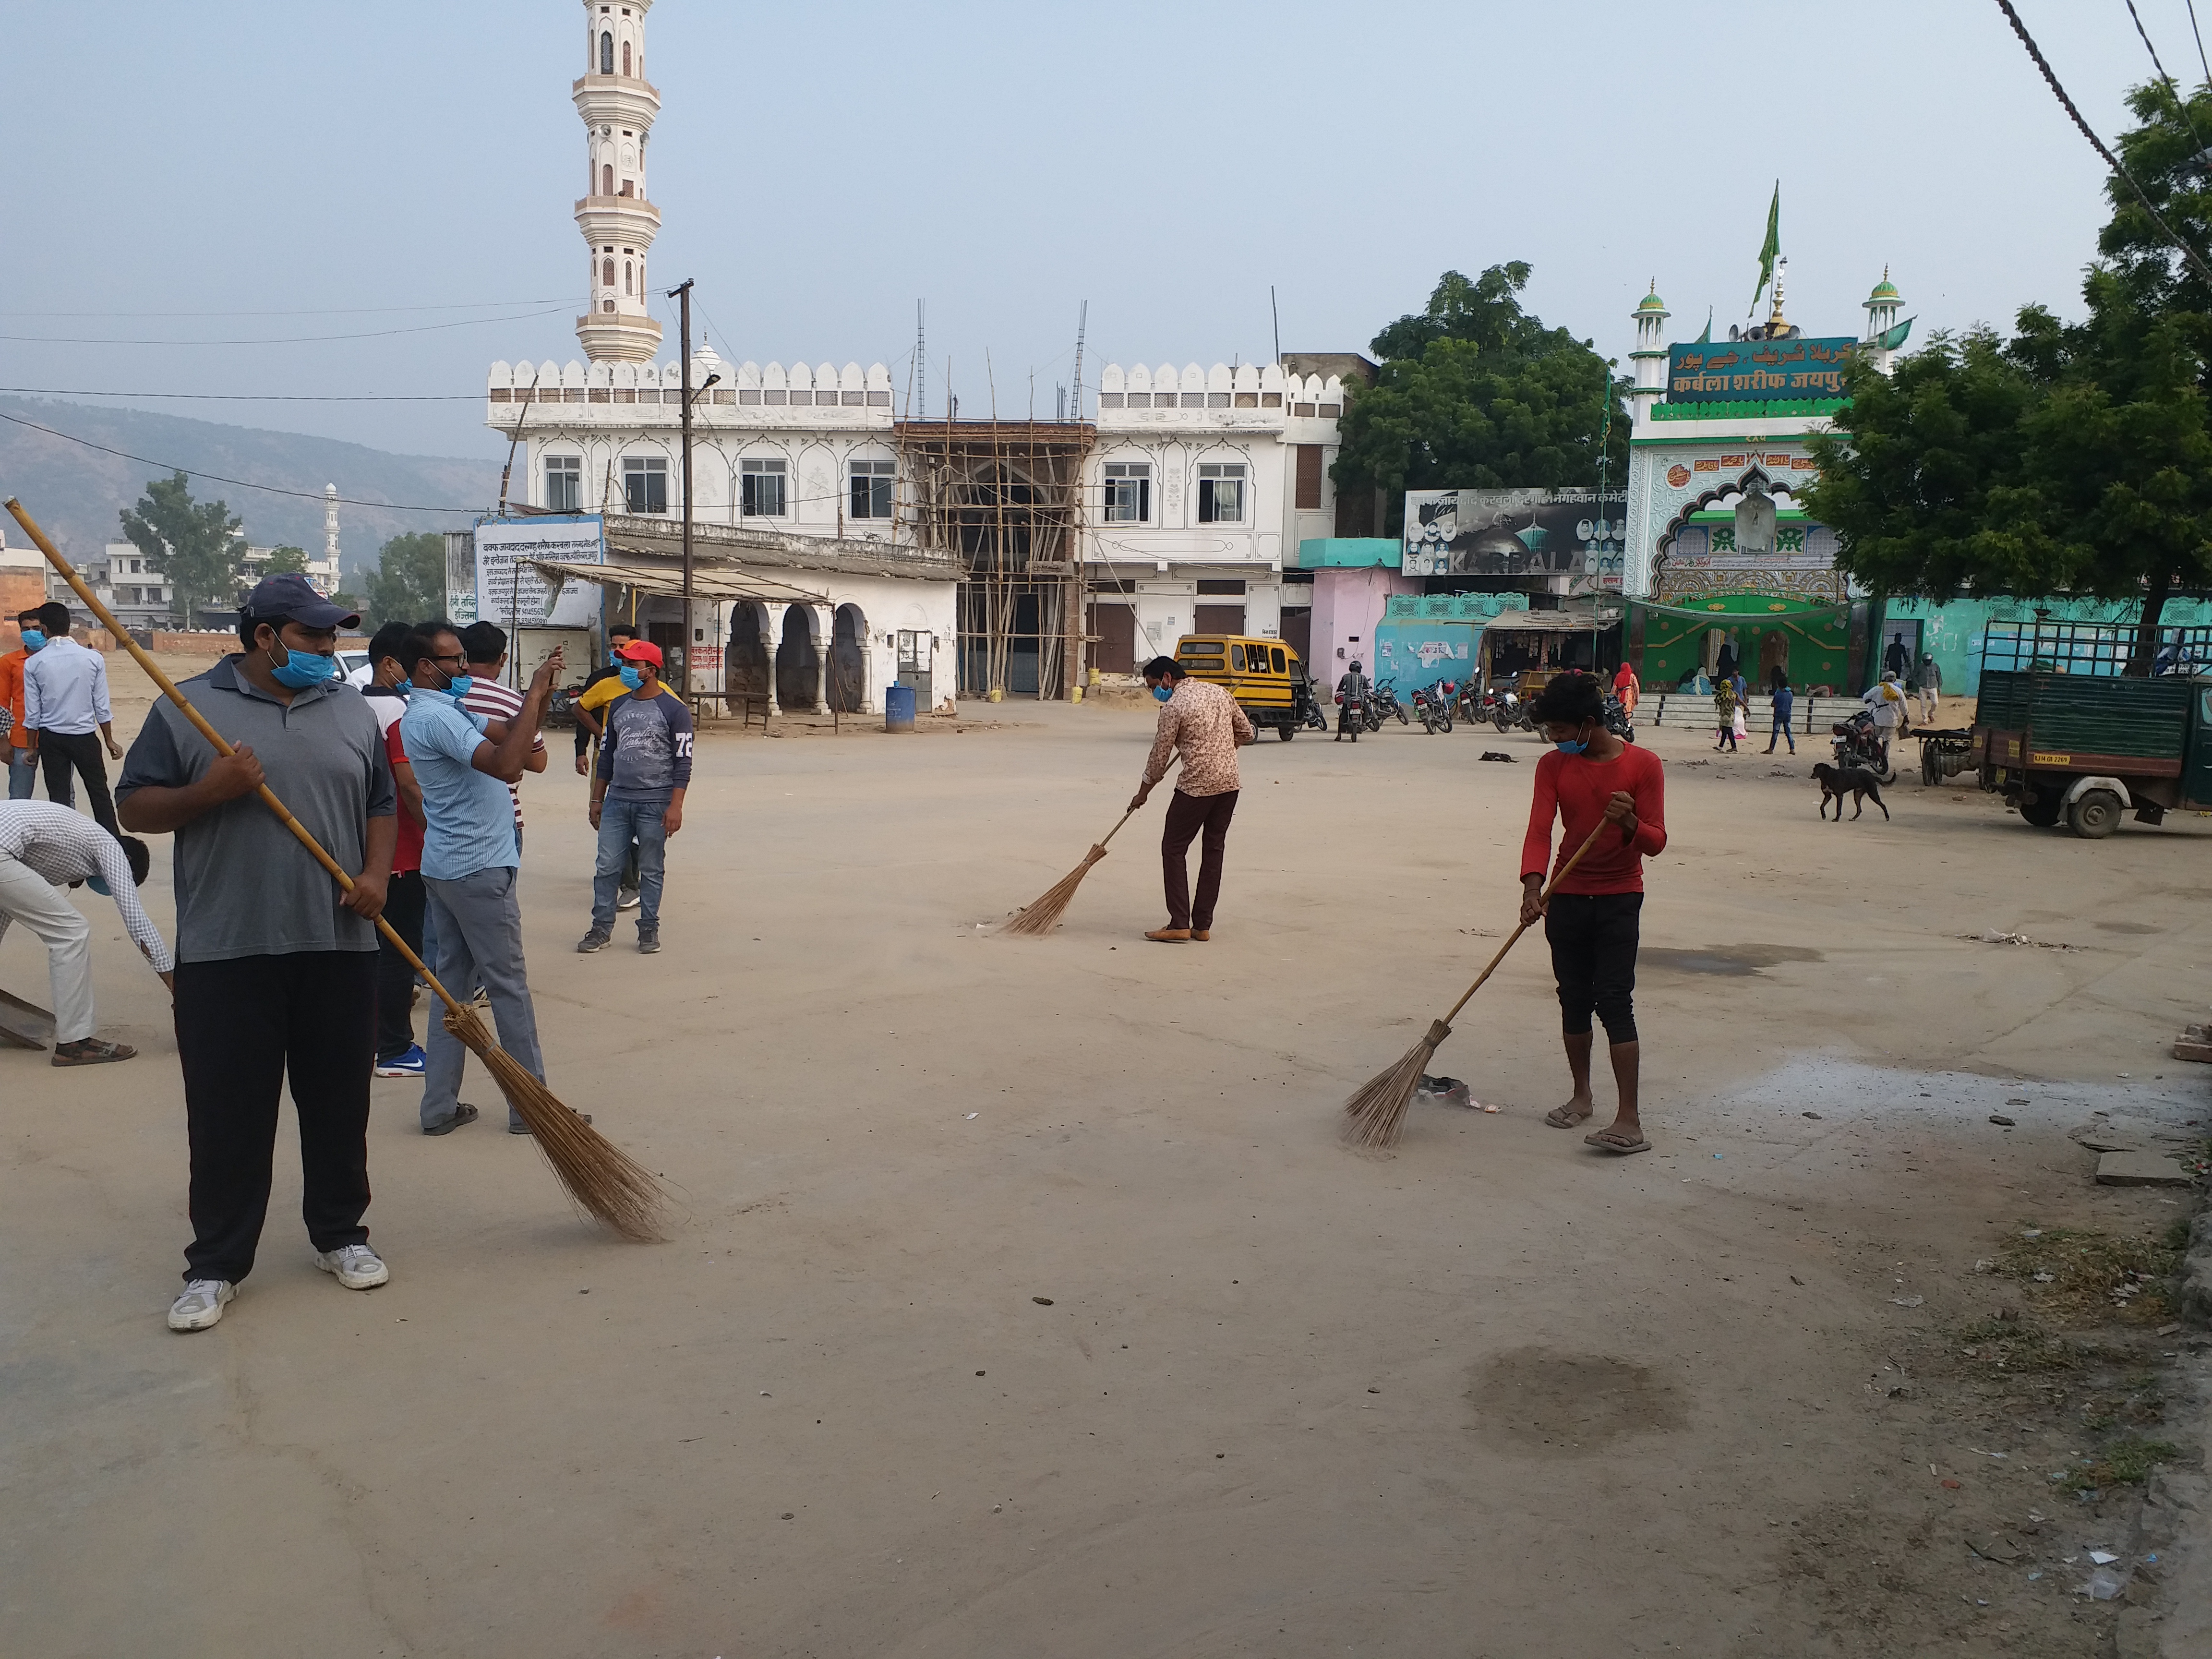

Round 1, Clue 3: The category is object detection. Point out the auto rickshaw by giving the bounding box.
[1174,634,1327,739]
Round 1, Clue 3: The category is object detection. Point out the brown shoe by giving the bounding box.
[51,1037,136,1067]
[1190,929,1211,941]
[1144,928,1191,944]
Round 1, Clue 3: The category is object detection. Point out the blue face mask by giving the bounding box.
[618,665,645,691]
[1151,684,1173,702]
[394,678,413,694]
[445,673,475,700]
[1553,738,1589,755]
[19,629,45,651]
[267,645,337,689]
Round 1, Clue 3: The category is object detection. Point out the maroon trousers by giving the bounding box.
[1162,787,1239,930]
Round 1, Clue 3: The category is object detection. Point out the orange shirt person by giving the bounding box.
[3,607,44,802]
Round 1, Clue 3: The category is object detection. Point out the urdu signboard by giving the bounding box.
[1665,337,1858,402]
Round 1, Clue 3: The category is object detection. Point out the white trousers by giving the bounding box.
[0,854,95,1043]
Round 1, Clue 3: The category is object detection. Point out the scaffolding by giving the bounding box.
[894,418,1094,699]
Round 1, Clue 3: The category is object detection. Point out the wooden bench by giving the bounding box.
[686,690,772,731]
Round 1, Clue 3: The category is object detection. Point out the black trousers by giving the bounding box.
[1544,891,1642,1045]
[1162,788,1238,930]
[38,730,120,837]
[174,951,377,1285]
[374,871,426,1061]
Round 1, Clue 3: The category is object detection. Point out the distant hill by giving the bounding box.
[0,397,500,584]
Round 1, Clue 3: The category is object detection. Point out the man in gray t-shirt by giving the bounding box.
[116,574,396,1333]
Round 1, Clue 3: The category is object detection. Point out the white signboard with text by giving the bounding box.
[473,517,604,629]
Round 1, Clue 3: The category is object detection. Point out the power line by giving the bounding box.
[2190,0,2212,84]
[0,306,576,348]
[0,298,579,319]
[2124,0,2208,155]
[1,387,480,403]
[0,409,483,514]
[1993,0,2212,286]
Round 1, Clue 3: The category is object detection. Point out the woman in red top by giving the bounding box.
[1518,672,1667,1154]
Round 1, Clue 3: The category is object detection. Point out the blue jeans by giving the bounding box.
[420,866,544,1131]
[6,745,36,800]
[593,794,668,930]
[1768,714,1795,752]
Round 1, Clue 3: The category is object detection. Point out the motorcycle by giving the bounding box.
[1602,692,1635,745]
[1830,709,1896,781]
[1412,681,1455,734]
[1491,688,1533,733]
[1371,678,1409,727]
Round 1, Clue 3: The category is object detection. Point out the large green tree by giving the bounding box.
[118,471,243,627]
[363,531,449,629]
[261,545,309,576]
[1805,83,2212,672]
[1332,264,1629,535]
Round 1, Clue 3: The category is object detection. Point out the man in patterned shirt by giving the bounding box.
[1130,655,1254,943]
[0,800,170,1064]
[577,639,691,956]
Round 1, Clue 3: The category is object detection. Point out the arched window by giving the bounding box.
[624,260,632,296]
[621,40,631,76]
[602,257,614,288]
[599,31,613,73]
[601,162,613,195]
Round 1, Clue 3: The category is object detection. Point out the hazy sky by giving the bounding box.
[5,0,2193,461]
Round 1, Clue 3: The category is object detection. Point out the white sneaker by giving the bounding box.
[313,1244,390,1290]
[616,887,641,911]
[168,1279,235,1331]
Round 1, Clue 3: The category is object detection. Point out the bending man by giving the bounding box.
[1131,654,1253,944]
[0,800,169,1064]
[1520,671,1667,1156]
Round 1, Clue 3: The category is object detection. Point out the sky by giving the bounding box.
[4,0,2198,463]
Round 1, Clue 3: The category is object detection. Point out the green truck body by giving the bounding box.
[1973,669,2212,836]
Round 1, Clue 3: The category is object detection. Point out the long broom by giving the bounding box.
[6,497,665,1241]
[1341,817,1611,1150]
[998,805,1141,936]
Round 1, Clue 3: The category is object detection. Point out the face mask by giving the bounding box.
[445,673,475,700]
[19,629,45,651]
[618,665,645,691]
[267,644,337,689]
[393,678,412,694]
[1553,725,1591,755]
[1151,684,1174,702]
[611,646,633,664]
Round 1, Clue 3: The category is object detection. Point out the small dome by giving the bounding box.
[1866,266,1901,302]
[1635,278,1667,314]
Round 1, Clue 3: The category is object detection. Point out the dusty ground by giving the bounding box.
[2,673,2209,1657]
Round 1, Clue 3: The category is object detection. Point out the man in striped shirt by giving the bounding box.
[457,623,547,855]
[0,800,171,1064]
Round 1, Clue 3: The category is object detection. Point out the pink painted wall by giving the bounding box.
[1310,566,1419,684]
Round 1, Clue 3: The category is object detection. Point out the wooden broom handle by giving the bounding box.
[5,497,467,1020]
[1439,816,1615,1027]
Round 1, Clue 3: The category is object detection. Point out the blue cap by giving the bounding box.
[240,572,358,632]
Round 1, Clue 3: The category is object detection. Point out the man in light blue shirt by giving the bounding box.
[398,622,564,1136]
[21,601,123,837]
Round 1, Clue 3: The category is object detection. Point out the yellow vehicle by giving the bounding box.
[1174,634,1326,740]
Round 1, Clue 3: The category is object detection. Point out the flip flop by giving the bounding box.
[1584,1128,1651,1155]
[1543,1105,1593,1129]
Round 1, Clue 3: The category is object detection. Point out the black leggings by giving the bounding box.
[1544,891,1641,1045]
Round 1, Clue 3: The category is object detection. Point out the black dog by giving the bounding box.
[1812,762,1889,821]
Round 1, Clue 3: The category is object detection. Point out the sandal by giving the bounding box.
[1584,1128,1651,1154]
[1543,1105,1593,1129]
[51,1037,136,1067]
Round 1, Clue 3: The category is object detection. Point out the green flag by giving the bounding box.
[1749,182,1780,313]
[1875,315,1915,352]
[1695,308,1712,345]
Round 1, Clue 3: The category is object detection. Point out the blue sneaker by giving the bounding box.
[374,1044,426,1078]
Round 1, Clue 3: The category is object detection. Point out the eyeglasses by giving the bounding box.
[427,652,466,670]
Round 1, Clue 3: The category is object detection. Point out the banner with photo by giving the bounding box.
[1403,487,1626,584]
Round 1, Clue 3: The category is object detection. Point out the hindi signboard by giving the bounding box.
[1665,337,1858,403]
[473,516,604,628]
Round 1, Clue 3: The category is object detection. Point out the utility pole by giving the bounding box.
[671,277,695,699]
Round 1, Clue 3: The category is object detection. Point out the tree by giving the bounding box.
[262,545,309,576]
[1332,264,1630,535]
[363,531,449,630]
[1805,83,2212,673]
[118,471,243,628]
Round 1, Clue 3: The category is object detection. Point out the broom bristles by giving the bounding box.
[445,1004,666,1241]
[998,844,1109,937]
[1339,1019,1452,1150]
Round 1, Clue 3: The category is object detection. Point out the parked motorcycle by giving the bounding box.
[1602,692,1635,745]
[1412,682,1455,734]
[1491,688,1533,733]
[1831,709,1896,781]
[1371,678,1409,727]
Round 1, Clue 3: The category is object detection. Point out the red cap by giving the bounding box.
[615,639,662,667]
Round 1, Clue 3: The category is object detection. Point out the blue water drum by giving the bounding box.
[885,683,916,732]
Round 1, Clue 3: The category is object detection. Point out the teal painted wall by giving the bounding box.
[1295,538,1401,568]
[1879,596,2212,694]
